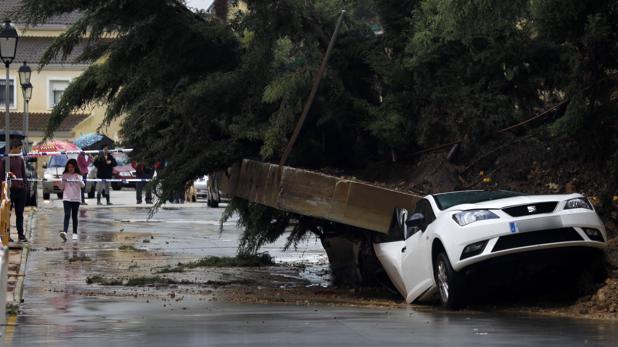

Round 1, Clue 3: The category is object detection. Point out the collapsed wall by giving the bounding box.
[218,159,422,284]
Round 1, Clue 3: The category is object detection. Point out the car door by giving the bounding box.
[372,208,408,297]
[400,199,437,303]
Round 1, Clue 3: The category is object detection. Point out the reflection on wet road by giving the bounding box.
[3,192,618,346]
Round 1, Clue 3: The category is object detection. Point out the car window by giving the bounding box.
[374,208,407,243]
[413,199,435,231]
[433,190,524,210]
[112,153,129,166]
[48,155,68,167]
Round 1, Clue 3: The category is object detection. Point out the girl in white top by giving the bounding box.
[59,159,85,242]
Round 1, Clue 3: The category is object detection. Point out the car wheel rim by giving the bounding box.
[437,261,449,302]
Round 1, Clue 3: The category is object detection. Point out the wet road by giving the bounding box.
[3,191,618,346]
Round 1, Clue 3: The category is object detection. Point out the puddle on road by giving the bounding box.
[24,206,406,318]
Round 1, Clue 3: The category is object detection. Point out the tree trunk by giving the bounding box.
[213,0,229,21]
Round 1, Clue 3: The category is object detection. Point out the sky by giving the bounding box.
[185,0,214,11]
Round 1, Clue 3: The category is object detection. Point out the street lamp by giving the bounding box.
[0,20,18,179]
[19,62,32,151]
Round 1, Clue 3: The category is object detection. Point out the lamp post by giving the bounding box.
[19,62,32,151]
[0,20,18,179]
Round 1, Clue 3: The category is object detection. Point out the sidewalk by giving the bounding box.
[3,190,211,309]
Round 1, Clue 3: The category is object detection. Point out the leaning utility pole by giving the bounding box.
[279,10,346,166]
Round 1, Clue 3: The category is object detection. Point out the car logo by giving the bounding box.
[527,205,536,213]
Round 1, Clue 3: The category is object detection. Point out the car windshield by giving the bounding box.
[48,155,68,168]
[433,190,525,210]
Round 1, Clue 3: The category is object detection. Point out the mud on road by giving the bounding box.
[21,197,618,323]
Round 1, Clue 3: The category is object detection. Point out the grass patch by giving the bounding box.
[155,253,274,273]
[86,275,193,287]
[125,276,192,286]
[6,303,19,315]
[118,245,143,252]
[68,255,92,262]
[86,275,122,286]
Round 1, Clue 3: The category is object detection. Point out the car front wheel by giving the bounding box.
[434,252,465,309]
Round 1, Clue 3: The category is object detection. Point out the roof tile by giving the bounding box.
[0,112,88,132]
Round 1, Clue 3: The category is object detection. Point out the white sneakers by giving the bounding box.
[60,232,79,242]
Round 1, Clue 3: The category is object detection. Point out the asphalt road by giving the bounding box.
[2,190,618,346]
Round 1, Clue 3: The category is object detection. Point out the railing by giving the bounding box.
[0,182,9,245]
[0,182,10,326]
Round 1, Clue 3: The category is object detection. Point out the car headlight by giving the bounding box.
[119,172,131,177]
[564,198,592,210]
[452,210,499,226]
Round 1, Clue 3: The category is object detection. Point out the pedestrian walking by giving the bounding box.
[0,139,28,242]
[93,145,117,205]
[77,151,92,205]
[132,160,154,204]
[59,159,85,242]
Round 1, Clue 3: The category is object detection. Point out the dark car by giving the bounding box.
[25,158,37,206]
[111,152,136,190]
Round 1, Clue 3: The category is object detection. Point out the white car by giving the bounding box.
[373,190,607,308]
[194,175,208,199]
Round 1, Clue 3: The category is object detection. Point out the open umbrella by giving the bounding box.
[31,140,81,154]
[73,133,115,151]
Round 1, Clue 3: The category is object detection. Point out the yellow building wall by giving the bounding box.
[71,105,124,142]
[10,67,84,113]
[18,27,64,38]
[6,63,122,143]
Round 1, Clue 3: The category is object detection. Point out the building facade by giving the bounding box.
[0,0,122,144]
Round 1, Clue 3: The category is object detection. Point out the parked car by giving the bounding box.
[373,190,608,309]
[25,158,38,206]
[194,176,208,199]
[43,155,76,200]
[111,153,136,190]
[205,172,230,208]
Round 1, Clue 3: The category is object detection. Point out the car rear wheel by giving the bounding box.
[207,197,219,208]
[434,252,465,309]
[43,192,50,200]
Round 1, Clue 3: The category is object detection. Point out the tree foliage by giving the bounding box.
[18,0,618,254]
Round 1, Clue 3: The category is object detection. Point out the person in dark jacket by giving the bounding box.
[93,145,117,205]
[0,139,28,242]
[131,160,154,204]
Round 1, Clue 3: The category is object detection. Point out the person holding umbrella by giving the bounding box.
[77,151,92,204]
[93,145,117,205]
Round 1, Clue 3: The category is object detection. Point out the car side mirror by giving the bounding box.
[406,213,425,228]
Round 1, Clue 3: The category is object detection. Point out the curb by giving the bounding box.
[9,208,36,305]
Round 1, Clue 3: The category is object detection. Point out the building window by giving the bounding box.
[49,80,70,108]
[0,79,15,108]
